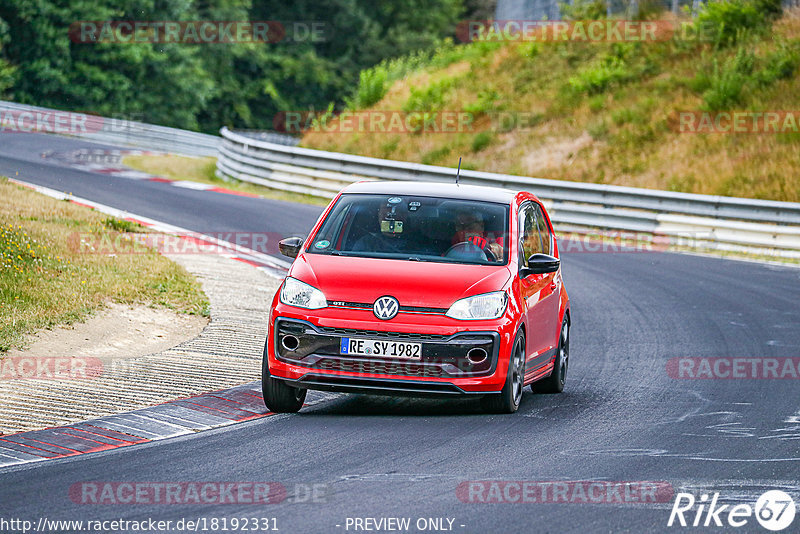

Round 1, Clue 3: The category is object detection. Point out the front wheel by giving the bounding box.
[481,331,526,414]
[262,355,306,413]
[532,318,569,394]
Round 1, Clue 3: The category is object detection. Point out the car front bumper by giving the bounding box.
[267,308,516,395]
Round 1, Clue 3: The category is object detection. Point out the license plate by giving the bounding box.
[339,337,422,359]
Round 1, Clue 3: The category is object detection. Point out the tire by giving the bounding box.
[262,353,306,413]
[481,331,526,414]
[532,317,569,394]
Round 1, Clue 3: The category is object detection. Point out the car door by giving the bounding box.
[518,202,560,376]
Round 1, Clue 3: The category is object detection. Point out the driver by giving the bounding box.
[352,201,412,253]
[452,210,504,261]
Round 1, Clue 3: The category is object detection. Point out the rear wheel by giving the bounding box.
[481,331,526,414]
[262,354,306,413]
[532,318,569,394]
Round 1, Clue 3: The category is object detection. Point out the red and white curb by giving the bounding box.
[0,382,269,467]
[8,178,292,276]
[0,172,311,466]
[42,148,261,198]
[0,382,337,469]
[0,167,311,469]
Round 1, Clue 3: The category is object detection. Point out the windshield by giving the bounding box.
[307,194,509,265]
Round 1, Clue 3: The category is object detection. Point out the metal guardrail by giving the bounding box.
[3,98,796,259]
[232,130,301,146]
[0,100,218,156]
[0,101,297,157]
[217,127,800,259]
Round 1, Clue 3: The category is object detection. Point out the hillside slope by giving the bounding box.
[302,7,800,202]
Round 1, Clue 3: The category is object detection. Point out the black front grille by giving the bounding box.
[399,305,448,314]
[318,326,449,341]
[274,318,498,377]
[314,358,448,377]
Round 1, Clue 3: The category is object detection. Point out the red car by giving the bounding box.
[263,181,570,413]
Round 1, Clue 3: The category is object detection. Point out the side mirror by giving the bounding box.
[520,253,560,277]
[278,237,305,259]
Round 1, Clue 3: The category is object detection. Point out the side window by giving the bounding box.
[313,202,352,250]
[532,203,552,256]
[519,204,541,268]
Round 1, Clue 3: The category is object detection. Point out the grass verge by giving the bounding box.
[0,178,209,352]
[122,154,329,206]
[302,6,800,202]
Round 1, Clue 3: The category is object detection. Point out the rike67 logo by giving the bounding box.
[668,490,796,531]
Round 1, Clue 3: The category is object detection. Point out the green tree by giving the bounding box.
[0,0,213,129]
[0,0,467,131]
[237,0,464,129]
[0,15,16,96]
[359,0,463,61]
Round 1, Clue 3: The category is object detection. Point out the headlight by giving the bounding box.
[280,277,327,309]
[446,291,507,320]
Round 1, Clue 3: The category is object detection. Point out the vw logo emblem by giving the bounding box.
[373,296,399,320]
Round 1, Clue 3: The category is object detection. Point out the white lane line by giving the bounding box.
[110,170,154,180]
[171,180,215,190]
[8,177,292,277]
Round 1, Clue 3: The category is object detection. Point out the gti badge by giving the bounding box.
[373,296,399,320]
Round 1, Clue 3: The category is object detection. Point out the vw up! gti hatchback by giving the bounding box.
[263,181,570,414]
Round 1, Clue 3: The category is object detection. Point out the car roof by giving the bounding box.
[340,180,524,204]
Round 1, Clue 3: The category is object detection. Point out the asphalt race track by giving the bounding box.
[0,132,323,242]
[1,132,799,533]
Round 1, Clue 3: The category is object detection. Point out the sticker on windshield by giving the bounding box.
[314,240,331,249]
[387,197,402,204]
[409,201,421,211]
